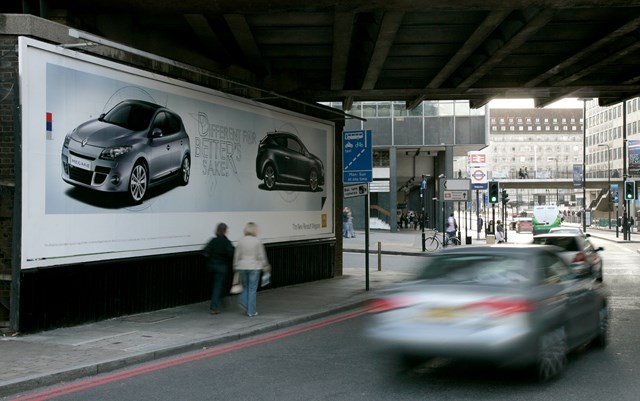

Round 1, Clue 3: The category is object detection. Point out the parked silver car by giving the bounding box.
[364,245,609,382]
[62,100,191,203]
[532,232,603,282]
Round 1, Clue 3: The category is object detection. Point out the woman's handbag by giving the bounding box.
[229,272,243,294]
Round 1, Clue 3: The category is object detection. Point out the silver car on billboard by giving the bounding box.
[61,100,191,203]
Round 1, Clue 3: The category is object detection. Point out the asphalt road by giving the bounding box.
[7,237,640,401]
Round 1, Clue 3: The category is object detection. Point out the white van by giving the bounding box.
[532,205,561,235]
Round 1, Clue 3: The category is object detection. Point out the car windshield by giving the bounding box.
[102,102,156,131]
[532,236,579,251]
[416,254,532,285]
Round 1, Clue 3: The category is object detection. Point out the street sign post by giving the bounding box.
[344,184,369,198]
[342,130,373,291]
[443,190,469,201]
[440,178,471,201]
[342,130,372,183]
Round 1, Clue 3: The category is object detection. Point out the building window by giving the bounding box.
[373,150,389,167]
[438,101,454,116]
[362,104,377,117]
[455,101,470,116]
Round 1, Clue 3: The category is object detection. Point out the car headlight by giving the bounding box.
[100,145,133,161]
[63,133,72,148]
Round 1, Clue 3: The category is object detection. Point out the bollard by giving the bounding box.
[378,241,382,271]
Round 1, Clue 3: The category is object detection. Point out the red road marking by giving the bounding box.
[9,308,368,401]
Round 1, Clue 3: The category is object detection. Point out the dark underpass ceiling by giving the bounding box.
[8,0,640,111]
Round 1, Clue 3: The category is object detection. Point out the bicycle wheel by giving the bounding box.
[424,236,440,252]
[449,237,461,246]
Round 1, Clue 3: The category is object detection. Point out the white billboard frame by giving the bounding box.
[18,37,335,269]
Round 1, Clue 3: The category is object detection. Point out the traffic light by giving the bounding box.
[489,181,500,204]
[624,180,636,200]
[501,189,510,205]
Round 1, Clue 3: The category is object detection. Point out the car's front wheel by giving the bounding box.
[533,326,567,383]
[129,161,148,203]
[179,155,190,186]
[263,164,276,190]
[309,169,319,191]
[592,304,609,349]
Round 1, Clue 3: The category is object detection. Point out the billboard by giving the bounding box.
[629,140,640,177]
[19,38,335,269]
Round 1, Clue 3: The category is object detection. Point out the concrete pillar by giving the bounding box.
[390,147,398,232]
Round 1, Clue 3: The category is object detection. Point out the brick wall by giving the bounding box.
[0,35,18,329]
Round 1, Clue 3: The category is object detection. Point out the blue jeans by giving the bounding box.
[209,265,228,310]
[238,270,261,316]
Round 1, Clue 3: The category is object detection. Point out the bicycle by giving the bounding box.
[423,229,461,252]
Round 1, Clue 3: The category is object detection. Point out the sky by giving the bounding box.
[488,98,582,109]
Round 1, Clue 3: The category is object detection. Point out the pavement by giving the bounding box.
[0,223,635,398]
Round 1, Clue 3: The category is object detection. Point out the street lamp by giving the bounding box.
[579,98,592,233]
[598,143,611,229]
[550,157,559,204]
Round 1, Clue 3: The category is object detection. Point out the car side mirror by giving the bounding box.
[151,127,163,138]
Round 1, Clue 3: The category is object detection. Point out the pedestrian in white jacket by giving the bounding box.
[233,222,270,317]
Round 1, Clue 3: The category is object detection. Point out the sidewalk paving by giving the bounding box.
[0,225,635,398]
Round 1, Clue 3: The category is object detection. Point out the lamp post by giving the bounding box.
[598,144,611,229]
[550,157,559,205]
[579,98,592,233]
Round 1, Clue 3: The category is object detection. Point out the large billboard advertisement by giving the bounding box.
[19,38,335,269]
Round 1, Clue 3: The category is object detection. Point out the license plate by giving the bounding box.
[69,155,91,170]
[424,307,459,319]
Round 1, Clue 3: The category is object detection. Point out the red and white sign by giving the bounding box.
[468,151,487,167]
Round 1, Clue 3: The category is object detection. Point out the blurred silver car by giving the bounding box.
[62,100,191,203]
[365,245,609,382]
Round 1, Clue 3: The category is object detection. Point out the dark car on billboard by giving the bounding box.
[256,131,324,191]
[61,100,191,203]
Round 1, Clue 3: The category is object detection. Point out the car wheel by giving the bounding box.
[179,155,190,186]
[592,304,609,349]
[263,164,276,190]
[533,326,567,383]
[129,161,148,203]
[309,169,319,191]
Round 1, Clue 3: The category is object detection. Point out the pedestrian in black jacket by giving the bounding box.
[203,223,235,314]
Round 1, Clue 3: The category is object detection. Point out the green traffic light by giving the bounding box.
[625,181,635,200]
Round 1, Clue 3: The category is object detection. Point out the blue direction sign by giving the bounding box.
[343,130,372,183]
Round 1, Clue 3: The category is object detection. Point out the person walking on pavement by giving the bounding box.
[496,220,505,243]
[203,223,235,314]
[446,213,457,243]
[233,222,271,317]
[342,207,349,237]
[347,207,356,238]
